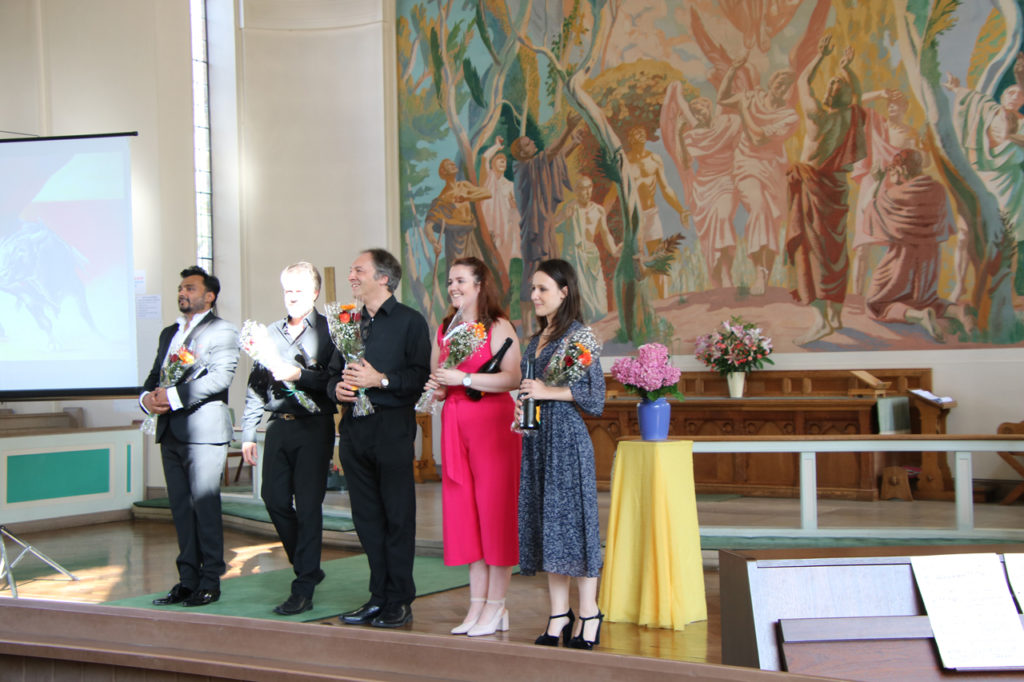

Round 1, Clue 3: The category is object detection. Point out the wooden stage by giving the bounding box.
[3,480,1024,680]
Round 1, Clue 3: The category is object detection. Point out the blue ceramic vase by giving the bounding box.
[637,397,671,441]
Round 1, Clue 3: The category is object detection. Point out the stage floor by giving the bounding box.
[5,480,1023,666]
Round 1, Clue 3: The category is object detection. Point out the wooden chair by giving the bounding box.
[996,420,1024,504]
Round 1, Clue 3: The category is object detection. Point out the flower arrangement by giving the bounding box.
[694,316,774,375]
[543,326,600,386]
[415,320,487,413]
[141,344,200,435]
[325,301,373,417]
[239,320,320,414]
[609,342,684,402]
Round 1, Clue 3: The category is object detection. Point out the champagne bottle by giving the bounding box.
[465,337,514,401]
[520,356,540,430]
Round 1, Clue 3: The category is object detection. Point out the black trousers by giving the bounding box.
[338,406,417,607]
[160,433,226,591]
[261,414,335,598]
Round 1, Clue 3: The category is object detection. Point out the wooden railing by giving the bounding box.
[688,435,1024,541]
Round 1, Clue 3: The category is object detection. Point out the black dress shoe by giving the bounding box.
[340,602,382,625]
[182,588,220,607]
[371,603,412,628]
[152,583,193,606]
[274,593,313,615]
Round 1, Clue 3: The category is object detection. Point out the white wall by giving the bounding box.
[235,0,394,320]
[0,0,197,442]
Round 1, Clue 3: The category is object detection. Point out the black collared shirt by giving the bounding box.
[327,295,430,410]
[241,308,338,442]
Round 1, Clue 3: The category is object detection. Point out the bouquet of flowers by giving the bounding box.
[415,320,487,413]
[609,342,684,402]
[694,316,774,375]
[325,301,373,417]
[542,326,600,387]
[140,345,199,435]
[238,320,320,414]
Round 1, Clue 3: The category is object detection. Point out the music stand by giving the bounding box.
[0,525,78,598]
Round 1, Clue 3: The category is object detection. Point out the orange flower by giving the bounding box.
[472,322,486,339]
[177,348,196,365]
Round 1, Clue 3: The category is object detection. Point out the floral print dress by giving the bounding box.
[518,321,605,577]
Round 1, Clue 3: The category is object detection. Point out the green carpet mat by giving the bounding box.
[699,536,1024,550]
[134,498,355,533]
[104,554,469,622]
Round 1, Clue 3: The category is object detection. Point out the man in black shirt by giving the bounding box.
[329,248,430,628]
[241,262,338,615]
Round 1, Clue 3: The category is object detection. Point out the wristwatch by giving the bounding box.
[380,375,390,389]
[462,373,472,387]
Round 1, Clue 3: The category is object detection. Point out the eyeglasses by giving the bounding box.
[359,316,372,342]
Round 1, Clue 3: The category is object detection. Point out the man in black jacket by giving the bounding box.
[241,262,338,615]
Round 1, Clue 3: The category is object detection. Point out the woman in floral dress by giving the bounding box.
[516,258,605,650]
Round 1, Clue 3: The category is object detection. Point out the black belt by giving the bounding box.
[271,411,322,421]
[271,412,298,420]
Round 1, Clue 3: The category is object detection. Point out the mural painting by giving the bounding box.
[397,0,1024,354]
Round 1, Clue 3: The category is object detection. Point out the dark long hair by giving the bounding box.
[530,259,582,345]
[441,257,508,332]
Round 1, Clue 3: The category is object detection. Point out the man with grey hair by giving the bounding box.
[241,261,338,615]
[328,248,430,628]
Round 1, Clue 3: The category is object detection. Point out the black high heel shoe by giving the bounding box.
[568,611,604,650]
[534,609,575,646]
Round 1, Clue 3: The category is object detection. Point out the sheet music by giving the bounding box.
[909,388,954,403]
[1005,554,1024,613]
[911,553,1024,670]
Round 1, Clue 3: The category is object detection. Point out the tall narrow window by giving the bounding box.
[190,0,213,273]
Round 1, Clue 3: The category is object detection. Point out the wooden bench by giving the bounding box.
[0,408,83,435]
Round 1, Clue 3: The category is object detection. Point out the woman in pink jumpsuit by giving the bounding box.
[423,257,522,637]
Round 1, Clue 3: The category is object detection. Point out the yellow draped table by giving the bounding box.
[598,438,707,630]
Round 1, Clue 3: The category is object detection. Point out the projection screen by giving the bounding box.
[0,132,138,399]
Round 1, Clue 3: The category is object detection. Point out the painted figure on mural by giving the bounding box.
[511,118,583,312]
[945,72,1024,297]
[785,35,866,346]
[662,82,741,289]
[553,175,621,322]
[479,137,523,316]
[424,159,491,270]
[849,89,922,297]
[719,57,799,295]
[864,149,976,340]
[479,138,522,266]
[622,127,689,256]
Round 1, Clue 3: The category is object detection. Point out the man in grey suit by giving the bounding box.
[141,266,239,607]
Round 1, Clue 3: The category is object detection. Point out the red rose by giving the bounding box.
[339,312,351,324]
[564,356,574,367]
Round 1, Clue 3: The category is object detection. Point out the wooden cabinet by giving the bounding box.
[584,369,944,501]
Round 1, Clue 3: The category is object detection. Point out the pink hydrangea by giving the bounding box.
[610,342,683,401]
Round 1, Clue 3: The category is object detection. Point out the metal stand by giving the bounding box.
[0,525,78,598]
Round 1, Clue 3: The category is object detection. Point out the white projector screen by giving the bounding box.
[0,133,138,399]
